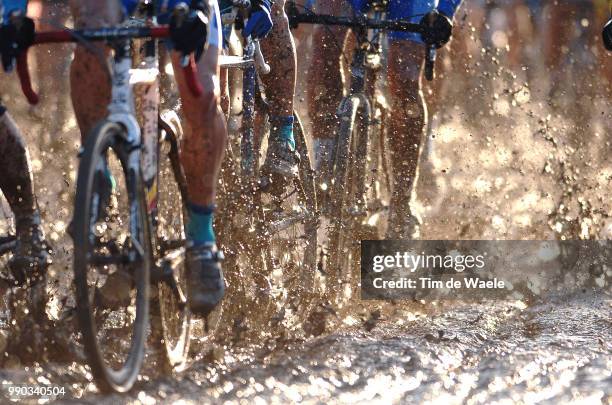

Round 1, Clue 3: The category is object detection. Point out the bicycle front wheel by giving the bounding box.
[326,96,371,305]
[73,120,151,393]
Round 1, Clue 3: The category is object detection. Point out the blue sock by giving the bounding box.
[270,115,295,149]
[186,203,216,246]
[103,163,116,191]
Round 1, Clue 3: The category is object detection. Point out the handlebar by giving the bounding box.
[16,25,203,105]
[287,5,437,81]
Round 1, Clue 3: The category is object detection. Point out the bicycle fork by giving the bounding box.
[331,47,372,218]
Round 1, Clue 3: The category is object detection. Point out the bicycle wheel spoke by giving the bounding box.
[73,122,151,391]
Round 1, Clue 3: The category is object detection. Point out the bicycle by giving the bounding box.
[216,1,319,324]
[16,2,206,392]
[287,2,436,303]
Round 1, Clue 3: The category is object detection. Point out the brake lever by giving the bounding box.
[173,4,204,97]
[423,12,436,81]
[16,49,39,105]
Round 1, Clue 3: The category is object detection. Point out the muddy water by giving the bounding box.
[0,4,611,404]
[38,291,605,404]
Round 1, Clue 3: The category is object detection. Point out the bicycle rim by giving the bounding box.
[151,111,192,373]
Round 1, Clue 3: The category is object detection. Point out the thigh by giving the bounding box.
[311,0,350,50]
[69,0,123,28]
[314,0,349,15]
[388,41,424,96]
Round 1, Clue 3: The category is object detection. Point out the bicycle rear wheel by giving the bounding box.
[150,111,206,372]
[73,120,151,393]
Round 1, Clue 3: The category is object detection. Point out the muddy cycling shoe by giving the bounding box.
[261,139,300,191]
[8,212,51,286]
[386,208,421,240]
[186,243,225,317]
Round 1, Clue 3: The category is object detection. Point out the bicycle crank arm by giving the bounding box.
[156,250,188,309]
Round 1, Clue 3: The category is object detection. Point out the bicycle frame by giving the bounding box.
[329,9,391,216]
[219,3,270,179]
[104,31,165,261]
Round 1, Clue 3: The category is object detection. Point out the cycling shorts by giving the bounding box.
[349,0,437,44]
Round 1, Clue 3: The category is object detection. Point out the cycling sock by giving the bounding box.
[270,115,295,149]
[186,203,216,246]
[103,163,117,192]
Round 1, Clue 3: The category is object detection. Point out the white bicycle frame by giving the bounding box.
[106,40,161,215]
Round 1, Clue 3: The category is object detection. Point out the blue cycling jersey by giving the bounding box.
[1,0,27,23]
[349,0,460,17]
[348,0,462,43]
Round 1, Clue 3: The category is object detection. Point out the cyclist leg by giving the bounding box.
[384,0,436,239]
[68,0,120,140]
[306,0,351,189]
[386,43,425,238]
[31,0,71,147]
[170,1,227,316]
[259,0,300,182]
[66,0,124,246]
[0,105,48,283]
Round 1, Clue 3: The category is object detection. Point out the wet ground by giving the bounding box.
[3,290,605,404]
[0,3,611,403]
[106,291,610,404]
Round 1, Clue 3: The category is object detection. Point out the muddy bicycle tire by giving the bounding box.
[73,120,151,393]
[283,112,318,295]
[327,96,371,303]
[150,111,193,373]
